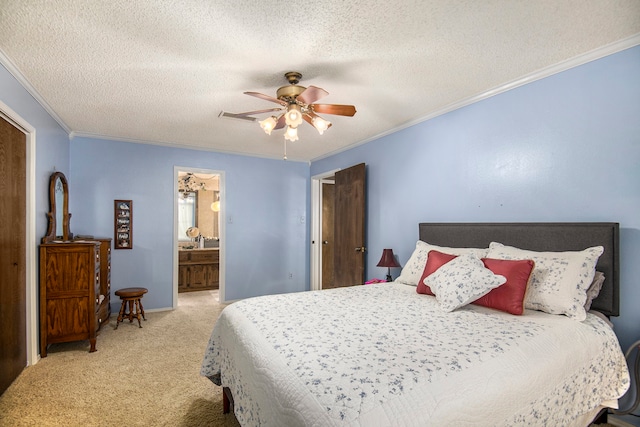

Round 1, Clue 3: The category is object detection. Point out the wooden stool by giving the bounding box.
[115,287,148,329]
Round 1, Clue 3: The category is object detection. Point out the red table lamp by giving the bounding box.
[377,248,401,282]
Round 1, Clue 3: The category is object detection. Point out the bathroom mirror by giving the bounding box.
[42,171,73,242]
[178,191,197,242]
[177,172,220,248]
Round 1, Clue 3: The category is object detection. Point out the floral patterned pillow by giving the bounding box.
[425,253,506,312]
[584,271,605,311]
[396,240,489,286]
[486,242,604,321]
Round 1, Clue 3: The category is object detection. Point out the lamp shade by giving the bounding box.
[377,248,400,268]
[284,104,303,127]
[312,116,331,134]
[259,116,277,135]
[284,126,299,141]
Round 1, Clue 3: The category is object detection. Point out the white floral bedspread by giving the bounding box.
[201,283,629,426]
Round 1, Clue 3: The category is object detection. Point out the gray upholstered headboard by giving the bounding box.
[418,222,620,317]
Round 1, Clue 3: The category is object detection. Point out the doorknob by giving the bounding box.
[323,240,329,245]
[355,246,366,252]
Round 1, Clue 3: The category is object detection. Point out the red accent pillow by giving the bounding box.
[416,250,457,295]
[416,250,535,315]
[474,258,535,315]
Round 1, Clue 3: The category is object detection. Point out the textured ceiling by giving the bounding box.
[1,1,639,161]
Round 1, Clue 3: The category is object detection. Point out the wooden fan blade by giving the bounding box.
[273,114,286,130]
[310,104,357,117]
[302,113,314,126]
[244,91,287,106]
[218,111,257,122]
[233,108,283,117]
[303,112,333,129]
[297,85,329,105]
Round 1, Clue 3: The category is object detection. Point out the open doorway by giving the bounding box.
[311,169,338,290]
[0,101,37,376]
[173,167,225,307]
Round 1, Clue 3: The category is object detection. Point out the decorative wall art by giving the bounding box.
[114,200,132,249]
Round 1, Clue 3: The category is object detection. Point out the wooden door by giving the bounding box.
[0,116,27,394]
[333,163,366,287]
[321,182,335,289]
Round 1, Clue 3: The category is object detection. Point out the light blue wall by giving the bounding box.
[0,63,70,240]
[2,57,310,313]
[2,41,638,359]
[311,45,640,351]
[69,137,310,310]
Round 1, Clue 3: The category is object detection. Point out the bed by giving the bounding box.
[201,222,630,426]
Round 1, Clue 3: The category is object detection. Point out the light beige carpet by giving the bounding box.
[0,290,241,427]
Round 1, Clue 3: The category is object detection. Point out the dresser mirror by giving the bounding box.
[42,171,73,242]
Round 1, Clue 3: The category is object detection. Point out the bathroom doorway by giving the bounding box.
[173,167,225,307]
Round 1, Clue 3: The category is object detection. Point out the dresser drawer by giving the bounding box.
[189,250,219,263]
[179,249,219,264]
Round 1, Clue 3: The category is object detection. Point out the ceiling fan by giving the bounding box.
[223,72,357,143]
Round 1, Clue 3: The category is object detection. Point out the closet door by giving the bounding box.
[0,116,27,395]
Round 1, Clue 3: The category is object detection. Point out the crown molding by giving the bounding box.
[312,33,640,163]
[69,131,308,162]
[2,31,638,164]
[0,48,71,134]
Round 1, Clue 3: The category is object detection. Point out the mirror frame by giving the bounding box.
[42,171,73,243]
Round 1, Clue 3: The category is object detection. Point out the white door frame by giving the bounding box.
[310,169,340,291]
[0,100,38,366]
[173,166,226,306]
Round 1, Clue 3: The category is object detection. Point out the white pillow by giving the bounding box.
[584,271,605,311]
[396,240,489,286]
[425,253,506,312]
[486,242,604,321]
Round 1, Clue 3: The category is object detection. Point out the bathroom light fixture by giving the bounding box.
[178,172,220,193]
[179,173,207,193]
[211,192,220,212]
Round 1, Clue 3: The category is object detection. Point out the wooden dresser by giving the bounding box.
[178,249,219,292]
[93,238,112,328]
[39,238,112,356]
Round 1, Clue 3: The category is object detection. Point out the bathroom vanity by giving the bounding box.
[178,248,219,292]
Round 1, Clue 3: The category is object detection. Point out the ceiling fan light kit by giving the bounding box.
[228,72,356,154]
[284,104,303,127]
[312,116,330,135]
[284,126,299,142]
[259,116,277,135]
